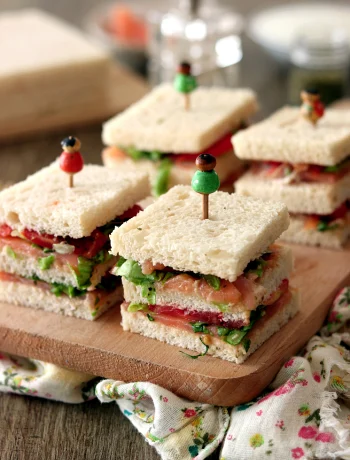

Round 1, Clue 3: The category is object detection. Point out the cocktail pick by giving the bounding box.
[300,88,325,126]
[173,61,197,111]
[191,153,220,220]
[59,136,84,188]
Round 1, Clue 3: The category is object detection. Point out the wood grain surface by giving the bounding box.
[1,243,349,406]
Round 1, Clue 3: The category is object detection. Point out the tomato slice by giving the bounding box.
[148,304,246,329]
[0,224,12,238]
[69,229,108,258]
[118,204,142,220]
[300,166,339,184]
[22,228,60,249]
[174,132,233,163]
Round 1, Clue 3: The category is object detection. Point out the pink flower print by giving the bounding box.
[315,432,335,443]
[256,410,263,416]
[45,393,52,398]
[291,447,304,458]
[284,359,295,368]
[298,426,318,439]
[163,397,168,403]
[169,428,175,433]
[328,311,340,324]
[275,420,285,430]
[183,408,197,418]
[313,372,321,383]
[227,434,233,441]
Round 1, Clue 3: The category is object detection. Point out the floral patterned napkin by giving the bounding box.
[1,287,349,459]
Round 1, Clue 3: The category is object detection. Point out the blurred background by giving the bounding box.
[1,0,350,178]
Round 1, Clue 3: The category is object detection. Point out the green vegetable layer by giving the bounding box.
[189,306,265,350]
[121,146,173,196]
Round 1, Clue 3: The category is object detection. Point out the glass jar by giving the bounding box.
[288,27,350,105]
[147,0,243,87]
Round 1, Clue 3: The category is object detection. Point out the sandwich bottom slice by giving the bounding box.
[0,271,123,320]
[121,289,299,364]
[281,212,350,249]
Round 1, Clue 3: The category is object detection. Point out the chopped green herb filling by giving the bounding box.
[202,274,221,291]
[153,158,172,197]
[317,221,339,233]
[191,322,210,334]
[71,257,95,289]
[38,255,55,270]
[6,246,17,259]
[127,303,149,312]
[180,337,209,359]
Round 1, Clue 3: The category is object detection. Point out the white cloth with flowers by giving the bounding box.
[1,287,350,459]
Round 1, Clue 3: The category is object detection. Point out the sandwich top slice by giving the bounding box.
[102,83,258,195]
[0,162,150,320]
[232,106,350,166]
[233,107,350,249]
[110,185,298,363]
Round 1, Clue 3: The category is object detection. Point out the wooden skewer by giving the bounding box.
[202,194,208,220]
[184,93,190,111]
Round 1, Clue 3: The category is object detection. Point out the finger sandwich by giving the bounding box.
[110,185,299,363]
[233,107,350,249]
[102,83,258,196]
[0,162,150,320]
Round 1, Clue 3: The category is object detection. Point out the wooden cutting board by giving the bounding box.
[0,242,349,406]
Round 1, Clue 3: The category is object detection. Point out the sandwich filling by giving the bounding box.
[251,157,350,184]
[122,287,292,352]
[114,245,283,310]
[114,244,291,336]
[293,201,350,233]
[0,204,142,308]
[104,127,246,196]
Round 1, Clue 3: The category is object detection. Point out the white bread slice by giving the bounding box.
[280,215,350,249]
[0,278,123,320]
[0,244,117,289]
[102,148,243,193]
[0,162,150,239]
[122,245,293,321]
[102,83,258,153]
[232,106,350,166]
[111,186,289,282]
[235,170,350,214]
[121,290,299,363]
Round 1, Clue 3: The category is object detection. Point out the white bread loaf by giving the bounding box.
[102,148,243,193]
[280,215,350,249]
[102,83,258,153]
[122,245,293,317]
[0,245,117,289]
[121,290,299,363]
[0,162,150,238]
[235,171,350,214]
[0,9,108,79]
[232,106,350,166]
[110,186,289,282]
[0,278,123,320]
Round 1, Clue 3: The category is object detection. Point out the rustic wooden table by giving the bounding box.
[0,1,315,459]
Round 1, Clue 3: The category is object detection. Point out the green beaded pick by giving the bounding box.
[192,170,220,194]
[174,73,197,94]
[191,153,220,220]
